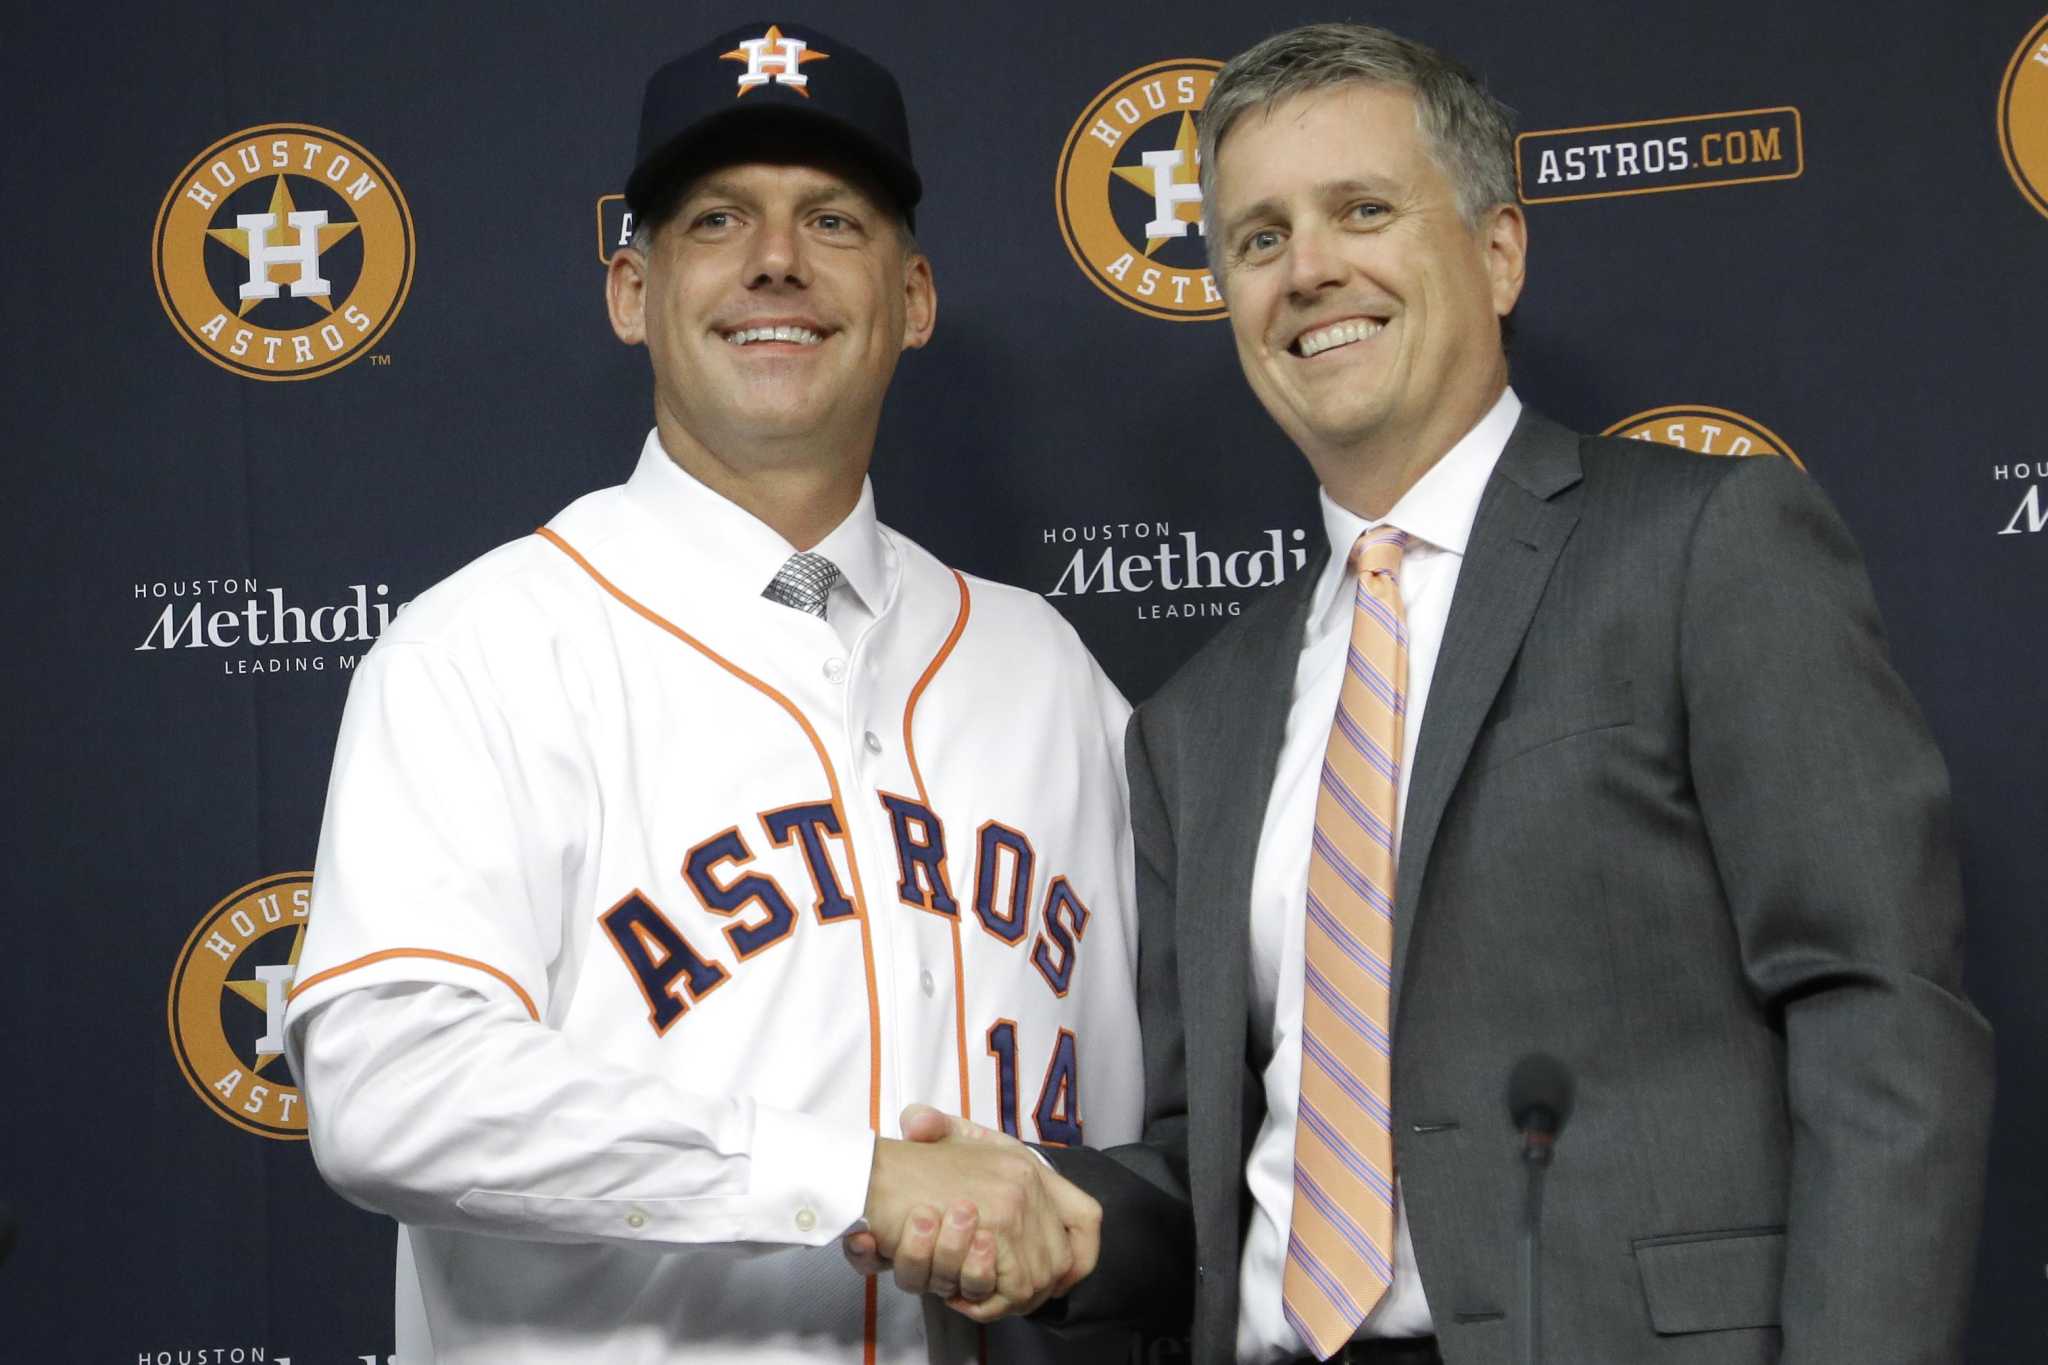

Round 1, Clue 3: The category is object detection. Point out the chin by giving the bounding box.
[1291,402,1386,445]
[746,409,835,442]
[734,379,834,418]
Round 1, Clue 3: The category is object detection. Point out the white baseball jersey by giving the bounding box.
[284,433,1144,1365]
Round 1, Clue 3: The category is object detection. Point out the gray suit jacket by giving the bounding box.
[1048,409,1993,1365]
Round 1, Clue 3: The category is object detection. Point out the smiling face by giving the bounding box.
[1209,82,1525,514]
[606,156,935,495]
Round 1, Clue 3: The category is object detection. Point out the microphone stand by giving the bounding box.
[1518,1123,1555,1365]
[1506,1053,1571,1365]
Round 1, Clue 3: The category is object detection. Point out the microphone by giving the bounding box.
[1506,1054,1573,1365]
[1507,1052,1574,1163]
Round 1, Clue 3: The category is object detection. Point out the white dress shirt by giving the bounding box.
[792,477,893,650]
[1237,388,1522,1362]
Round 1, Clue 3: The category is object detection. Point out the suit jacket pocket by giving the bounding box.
[1633,1226,1786,1335]
[1473,678,1633,773]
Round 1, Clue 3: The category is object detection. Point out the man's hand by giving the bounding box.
[850,1104,1100,1321]
[845,1106,1002,1301]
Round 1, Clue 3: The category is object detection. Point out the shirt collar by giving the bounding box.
[806,480,887,618]
[621,428,890,617]
[1312,386,1523,613]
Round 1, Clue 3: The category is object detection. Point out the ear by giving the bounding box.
[606,243,650,346]
[899,250,936,351]
[1481,202,1527,318]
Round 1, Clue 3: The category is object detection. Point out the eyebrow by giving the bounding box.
[1216,175,1403,241]
[794,181,878,214]
[680,176,753,208]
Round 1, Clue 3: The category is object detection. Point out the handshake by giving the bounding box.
[850,1103,1101,1322]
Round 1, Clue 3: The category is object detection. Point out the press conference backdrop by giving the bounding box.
[4,1,2044,1360]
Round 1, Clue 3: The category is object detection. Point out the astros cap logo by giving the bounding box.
[1604,405,1804,470]
[167,873,314,1139]
[153,123,414,381]
[1998,14,2048,222]
[722,24,829,97]
[1056,59,1226,321]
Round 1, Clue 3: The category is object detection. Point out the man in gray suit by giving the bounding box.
[867,19,1994,1365]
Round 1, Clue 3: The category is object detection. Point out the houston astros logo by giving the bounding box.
[1056,59,1225,321]
[167,873,313,1138]
[1604,405,1804,470]
[1999,15,2048,221]
[723,25,827,96]
[153,124,414,380]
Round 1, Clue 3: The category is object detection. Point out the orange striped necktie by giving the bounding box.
[1283,525,1409,1359]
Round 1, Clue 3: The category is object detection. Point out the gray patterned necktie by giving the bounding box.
[761,551,842,620]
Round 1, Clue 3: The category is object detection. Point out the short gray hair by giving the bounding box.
[1198,22,1516,232]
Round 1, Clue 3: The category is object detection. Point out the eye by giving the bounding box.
[690,208,737,233]
[1239,227,1284,263]
[811,210,866,239]
[1345,201,1388,225]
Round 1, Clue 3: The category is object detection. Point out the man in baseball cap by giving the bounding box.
[288,21,1142,1365]
[626,21,922,229]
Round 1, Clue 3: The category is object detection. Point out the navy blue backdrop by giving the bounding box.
[4,2,2044,1360]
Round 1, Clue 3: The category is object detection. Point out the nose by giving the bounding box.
[1284,221,1344,300]
[744,212,808,289]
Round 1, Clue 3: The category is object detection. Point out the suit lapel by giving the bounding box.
[1180,545,1327,1083]
[1391,411,1583,999]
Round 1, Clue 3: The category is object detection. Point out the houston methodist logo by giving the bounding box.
[168,873,313,1139]
[154,124,414,380]
[1999,15,2048,221]
[722,24,828,95]
[1992,459,2048,536]
[1056,59,1225,321]
[1604,405,1804,469]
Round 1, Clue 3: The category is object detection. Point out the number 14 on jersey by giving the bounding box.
[985,1020,1082,1146]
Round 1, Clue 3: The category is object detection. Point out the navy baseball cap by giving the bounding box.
[626,21,922,229]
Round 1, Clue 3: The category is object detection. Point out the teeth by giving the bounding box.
[1296,319,1383,357]
[726,325,823,346]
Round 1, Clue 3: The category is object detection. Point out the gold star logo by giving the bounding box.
[1110,112,1204,256]
[222,920,308,1077]
[720,25,829,98]
[205,175,358,316]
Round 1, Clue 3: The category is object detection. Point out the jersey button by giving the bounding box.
[795,1207,818,1233]
[863,731,883,754]
[625,1209,648,1230]
[824,658,846,682]
[920,968,936,997]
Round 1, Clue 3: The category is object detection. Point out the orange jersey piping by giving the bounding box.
[902,570,974,1118]
[289,948,540,1021]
